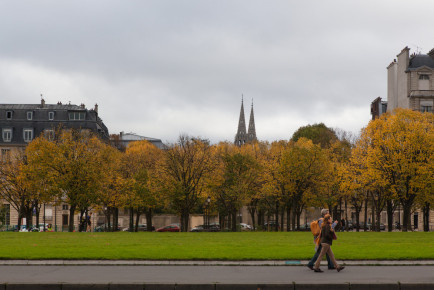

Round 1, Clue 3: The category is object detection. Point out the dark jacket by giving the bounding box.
[320,223,334,245]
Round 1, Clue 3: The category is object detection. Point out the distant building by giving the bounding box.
[0,99,109,229]
[370,97,387,120]
[110,131,165,151]
[234,98,257,146]
[0,99,109,160]
[387,46,434,113]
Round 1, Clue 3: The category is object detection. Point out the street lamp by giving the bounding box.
[204,196,211,230]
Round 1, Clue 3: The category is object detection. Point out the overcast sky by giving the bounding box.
[1,1,434,144]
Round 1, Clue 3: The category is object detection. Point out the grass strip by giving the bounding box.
[0,232,432,260]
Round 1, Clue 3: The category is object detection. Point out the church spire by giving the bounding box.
[234,96,247,146]
[247,99,257,143]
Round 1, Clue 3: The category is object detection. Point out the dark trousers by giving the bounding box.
[307,243,334,269]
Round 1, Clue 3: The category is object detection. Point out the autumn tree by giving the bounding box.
[356,109,434,231]
[0,151,33,228]
[291,123,338,149]
[158,135,215,232]
[26,129,109,232]
[210,142,262,231]
[280,138,328,230]
[122,140,164,232]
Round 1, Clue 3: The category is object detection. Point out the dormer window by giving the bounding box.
[27,111,33,120]
[48,112,54,120]
[419,74,430,80]
[68,112,85,120]
[6,111,12,120]
[23,128,34,142]
[2,128,12,142]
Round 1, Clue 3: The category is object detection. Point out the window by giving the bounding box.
[62,214,69,226]
[62,205,69,210]
[1,149,10,162]
[48,112,54,120]
[68,112,85,120]
[27,111,33,120]
[45,208,53,220]
[419,74,430,80]
[421,105,433,113]
[44,129,55,141]
[2,128,12,142]
[6,111,12,120]
[3,204,10,225]
[23,128,33,142]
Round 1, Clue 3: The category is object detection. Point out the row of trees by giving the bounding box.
[0,109,432,232]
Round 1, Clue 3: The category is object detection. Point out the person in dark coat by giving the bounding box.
[313,214,345,273]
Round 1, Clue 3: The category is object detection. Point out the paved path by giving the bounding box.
[0,265,433,284]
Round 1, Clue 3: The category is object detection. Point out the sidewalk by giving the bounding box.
[1,259,434,266]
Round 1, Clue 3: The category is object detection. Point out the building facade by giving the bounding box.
[0,99,109,160]
[110,131,166,151]
[387,46,434,113]
[370,97,387,120]
[0,99,109,230]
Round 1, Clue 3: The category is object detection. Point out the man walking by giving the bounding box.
[307,209,336,270]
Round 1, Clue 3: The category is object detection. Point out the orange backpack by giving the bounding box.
[310,219,321,236]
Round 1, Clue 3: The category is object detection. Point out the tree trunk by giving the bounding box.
[249,210,256,231]
[364,195,368,232]
[344,198,348,231]
[286,204,291,232]
[386,200,394,232]
[402,204,412,232]
[258,209,264,230]
[423,203,430,232]
[135,210,141,232]
[35,204,40,229]
[375,211,381,232]
[180,211,189,232]
[231,209,237,232]
[107,208,112,231]
[145,208,153,232]
[129,207,134,232]
[274,201,279,232]
[113,207,119,231]
[68,206,76,232]
[355,208,360,232]
[280,204,285,232]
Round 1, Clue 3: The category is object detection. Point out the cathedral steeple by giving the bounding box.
[247,100,257,142]
[235,96,257,146]
[234,97,247,146]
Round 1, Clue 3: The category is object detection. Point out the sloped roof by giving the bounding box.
[0,104,85,110]
[407,54,434,71]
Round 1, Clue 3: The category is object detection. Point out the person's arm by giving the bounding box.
[331,220,338,229]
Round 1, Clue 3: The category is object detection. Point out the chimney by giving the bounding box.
[94,103,98,113]
[41,98,45,108]
[80,103,85,109]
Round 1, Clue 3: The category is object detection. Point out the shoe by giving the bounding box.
[337,266,345,272]
[307,265,313,270]
[313,268,323,272]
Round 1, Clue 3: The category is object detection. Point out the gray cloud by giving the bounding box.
[1,0,434,143]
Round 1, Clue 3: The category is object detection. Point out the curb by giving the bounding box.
[1,283,433,290]
[1,260,434,266]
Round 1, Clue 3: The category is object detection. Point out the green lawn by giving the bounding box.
[0,232,432,260]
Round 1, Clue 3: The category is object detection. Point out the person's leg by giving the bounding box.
[325,246,339,269]
[326,253,334,269]
[313,243,328,269]
[307,243,322,268]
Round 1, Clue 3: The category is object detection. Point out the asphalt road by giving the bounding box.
[0,265,433,284]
